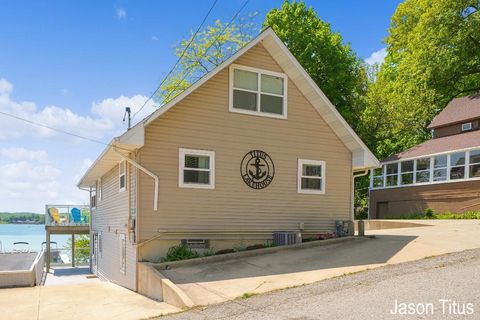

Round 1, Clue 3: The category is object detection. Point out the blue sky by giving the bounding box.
[0,0,401,213]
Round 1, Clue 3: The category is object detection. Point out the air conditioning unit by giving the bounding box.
[273,231,297,246]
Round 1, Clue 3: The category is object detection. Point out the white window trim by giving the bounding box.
[297,159,326,194]
[229,64,288,119]
[370,146,480,190]
[91,186,97,209]
[461,122,472,131]
[119,161,127,192]
[179,148,215,189]
[97,178,102,201]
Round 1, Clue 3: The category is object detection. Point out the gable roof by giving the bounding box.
[428,94,480,129]
[78,27,378,188]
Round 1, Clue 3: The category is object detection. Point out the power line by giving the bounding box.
[0,110,131,152]
[131,0,218,122]
[160,0,250,107]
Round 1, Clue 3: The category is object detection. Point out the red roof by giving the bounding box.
[382,129,480,162]
[428,94,480,129]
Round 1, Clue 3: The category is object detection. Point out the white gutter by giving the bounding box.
[351,169,370,221]
[113,147,159,211]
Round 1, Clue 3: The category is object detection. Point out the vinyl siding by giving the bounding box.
[137,43,352,241]
[91,162,137,291]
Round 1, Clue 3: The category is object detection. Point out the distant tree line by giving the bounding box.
[0,212,45,224]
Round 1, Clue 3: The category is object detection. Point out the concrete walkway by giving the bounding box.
[1,268,181,320]
[161,220,480,306]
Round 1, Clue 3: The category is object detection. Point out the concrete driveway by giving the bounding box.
[161,220,480,306]
[0,274,180,320]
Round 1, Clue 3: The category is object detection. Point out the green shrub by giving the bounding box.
[424,207,435,218]
[202,248,216,257]
[164,244,199,262]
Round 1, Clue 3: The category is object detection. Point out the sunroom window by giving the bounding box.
[179,148,215,189]
[385,163,398,186]
[372,167,384,188]
[415,157,430,183]
[400,161,414,185]
[450,152,465,180]
[469,149,480,178]
[231,65,286,118]
[433,155,447,181]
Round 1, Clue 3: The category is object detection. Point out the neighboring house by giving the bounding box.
[369,94,480,219]
[77,28,378,291]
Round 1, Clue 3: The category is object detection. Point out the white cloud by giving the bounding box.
[151,36,159,41]
[0,161,61,199]
[116,7,127,19]
[365,48,387,66]
[0,148,49,163]
[0,78,13,95]
[0,77,157,141]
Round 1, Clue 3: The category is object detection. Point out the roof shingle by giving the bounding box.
[381,129,480,162]
[428,94,480,129]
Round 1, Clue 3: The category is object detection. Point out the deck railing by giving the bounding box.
[45,204,90,226]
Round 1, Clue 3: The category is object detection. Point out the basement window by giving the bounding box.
[182,239,210,249]
[297,159,325,194]
[119,161,127,192]
[230,64,287,119]
[179,148,215,189]
[461,122,472,131]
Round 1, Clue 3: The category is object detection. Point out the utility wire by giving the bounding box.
[131,0,218,122]
[0,110,131,152]
[160,0,250,107]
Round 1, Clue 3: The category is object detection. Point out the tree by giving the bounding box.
[263,1,368,128]
[157,15,259,104]
[361,0,480,158]
[67,235,90,265]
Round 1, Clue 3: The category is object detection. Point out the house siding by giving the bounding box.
[137,43,352,246]
[369,180,480,218]
[91,162,137,291]
[434,119,480,138]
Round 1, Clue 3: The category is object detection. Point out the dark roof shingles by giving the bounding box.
[381,129,480,162]
[428,94,480,129]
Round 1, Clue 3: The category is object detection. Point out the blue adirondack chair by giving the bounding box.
[71,208,82,224]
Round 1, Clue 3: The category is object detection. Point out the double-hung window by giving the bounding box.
[119,161,127,192]
[385,163,398,186]
[469,149,480,178]
[91,187,97,209]
[230,64,287,118]
[433,155,447,181]
[372,167,384,188]
[400,160,414,185]
[415,157,430,183]
[297,159,325,194]
[179,148,215,189]
[450,152,465,180]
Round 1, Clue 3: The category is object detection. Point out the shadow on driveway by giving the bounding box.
[161,235,417,284]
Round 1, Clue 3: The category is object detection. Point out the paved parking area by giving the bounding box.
[161,220,480,306]
[162,248,480,320]
[0,277,180,320]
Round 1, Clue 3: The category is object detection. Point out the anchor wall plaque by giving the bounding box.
[240,150,275,189]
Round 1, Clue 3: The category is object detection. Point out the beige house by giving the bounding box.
[77,28,378,291]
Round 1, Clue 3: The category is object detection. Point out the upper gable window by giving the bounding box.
[229,64,287,119]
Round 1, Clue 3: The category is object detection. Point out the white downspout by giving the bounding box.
[352,169,370,221]
[113,147,159,211]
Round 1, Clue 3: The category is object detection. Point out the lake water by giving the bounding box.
[0,224,69,252]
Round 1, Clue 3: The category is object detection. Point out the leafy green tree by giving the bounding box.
[67,235,90,265]
[361,0,480,158]
[158,15,259,104]
[263,0,368,128]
